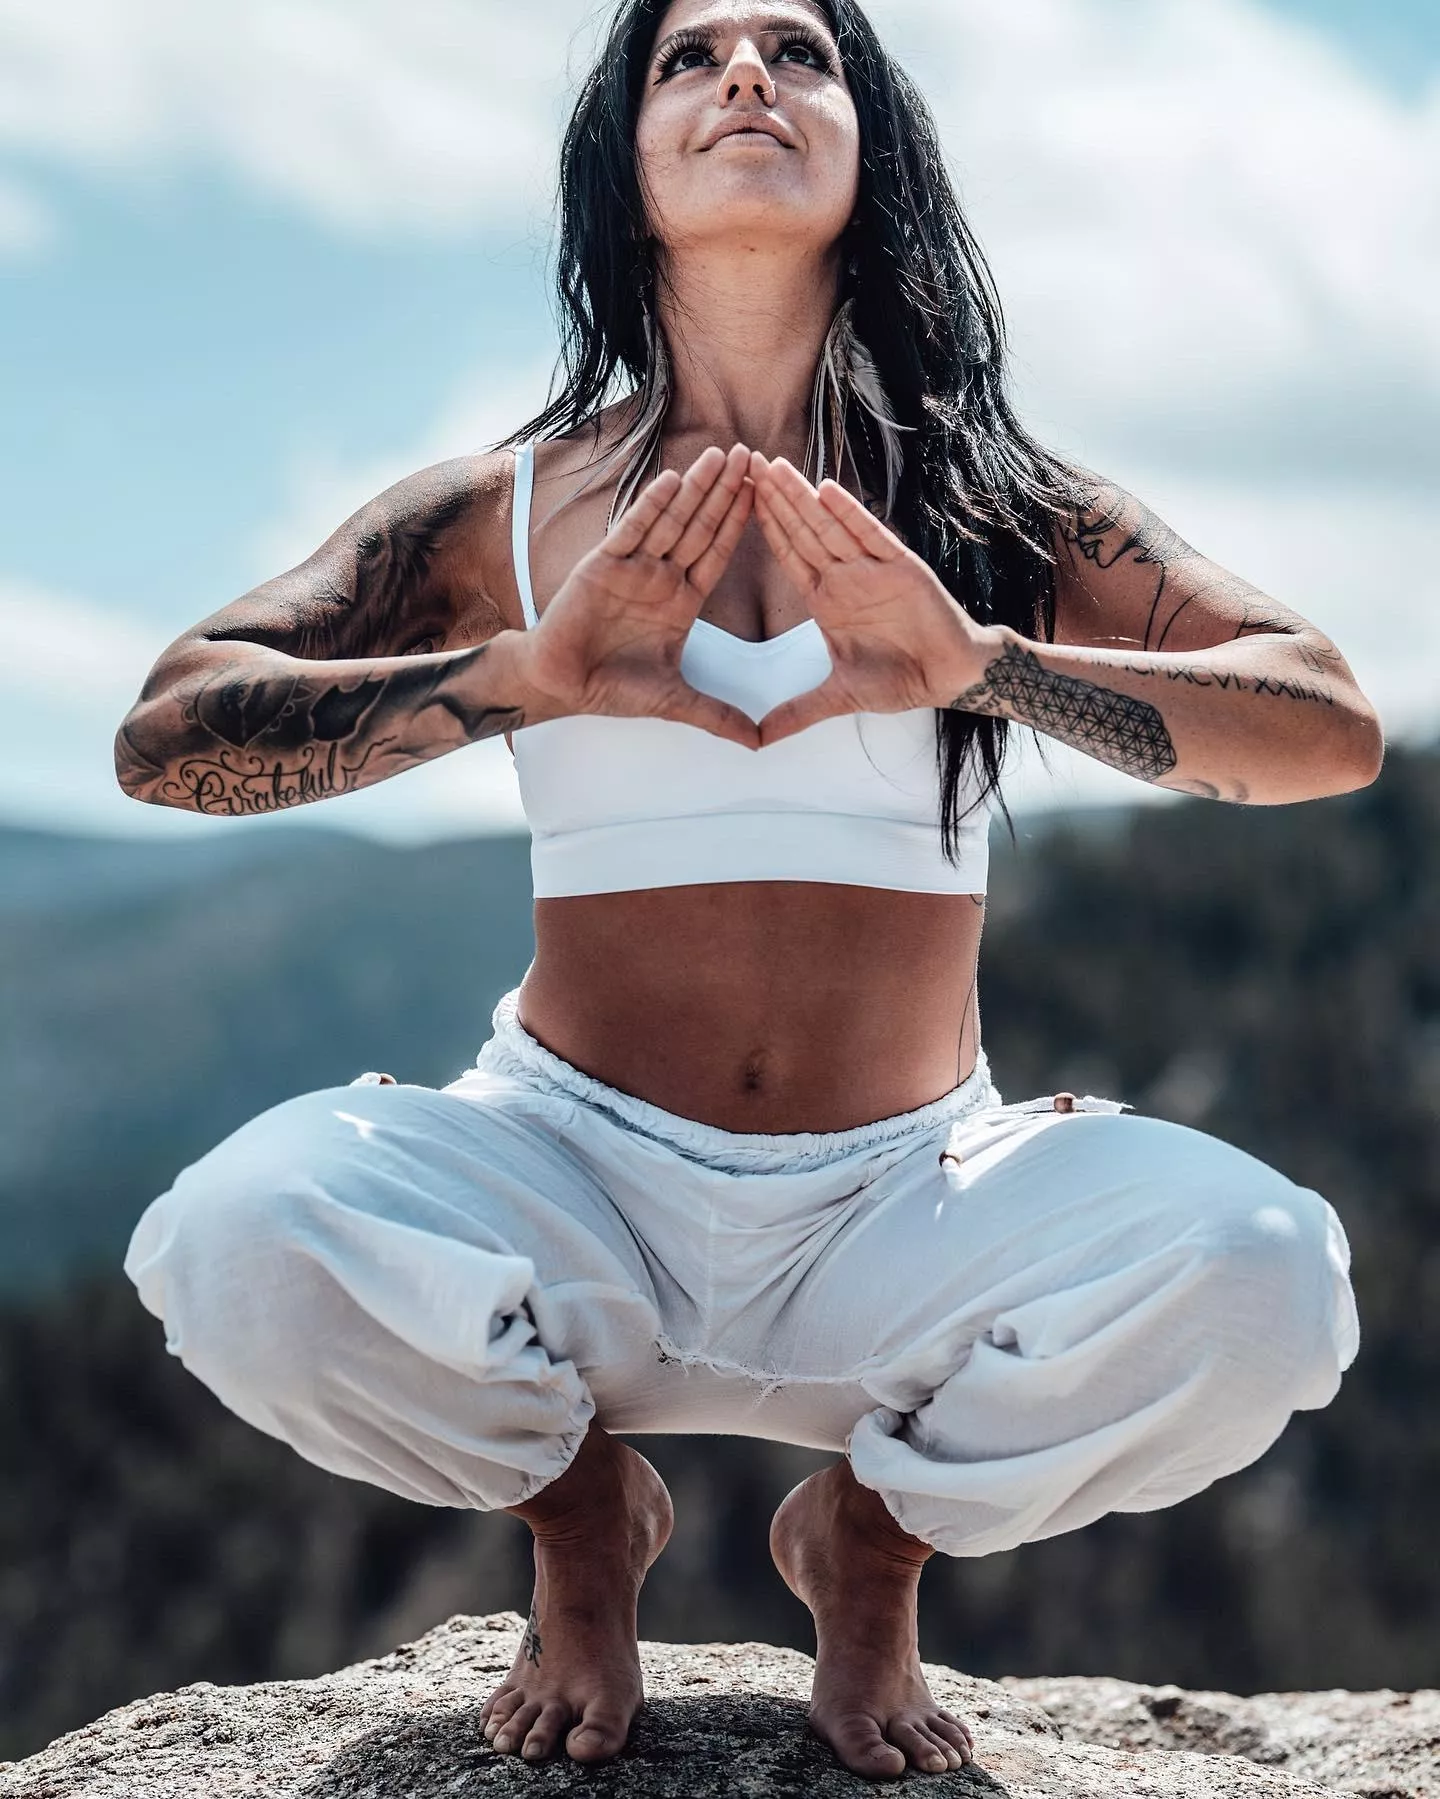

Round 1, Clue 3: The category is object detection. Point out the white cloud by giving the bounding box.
[1,0,1435,493]
[866,0,1440,489]
[0,170,51,252]
[0,580,160,702]
[0,0,592,237]
[252,359,558,577]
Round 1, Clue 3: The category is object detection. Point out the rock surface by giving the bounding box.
[1,1613,1433,1798]
[1004,1676,1440,1799]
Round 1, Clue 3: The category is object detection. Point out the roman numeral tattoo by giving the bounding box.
[950,642,1178,783]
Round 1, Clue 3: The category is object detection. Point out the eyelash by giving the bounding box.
[654,26,838,82]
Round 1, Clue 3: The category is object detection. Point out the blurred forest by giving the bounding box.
[2,745,1437,1760]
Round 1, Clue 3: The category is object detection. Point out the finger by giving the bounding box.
[640,445,728,559]
[602,468,684,557]
[654,677,761,751]
[753,465,838,576]
[752,486,821,595]
[763,458,865,563]
[756,675,852,746]
[667,444,751,571]
[818,478,908,561]
[688,475,755,597]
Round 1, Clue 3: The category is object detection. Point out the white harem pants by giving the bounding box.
[123,987,1359,1558]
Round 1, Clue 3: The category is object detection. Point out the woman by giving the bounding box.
[116,0,1380,1779]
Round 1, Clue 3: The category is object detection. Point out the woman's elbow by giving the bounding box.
[1322,691,1385,796]
[113,707,174,807]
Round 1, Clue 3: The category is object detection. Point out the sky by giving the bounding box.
[1,0,1437,844]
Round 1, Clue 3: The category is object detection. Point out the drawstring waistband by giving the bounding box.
[470,987,1003,1175]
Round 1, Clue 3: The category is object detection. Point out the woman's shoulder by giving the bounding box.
[529,401,638,494]
[339,444,533,642]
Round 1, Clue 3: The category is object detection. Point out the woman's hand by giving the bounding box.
[748,453,999,746]
[508,444,761,750]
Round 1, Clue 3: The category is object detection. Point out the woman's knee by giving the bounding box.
[1154,1129,1360,1407]
[123,1087,385,1410]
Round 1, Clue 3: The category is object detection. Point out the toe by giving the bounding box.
[932,1711,975,1761]
[823,1715,908,1779]
[890,1720,950,1774]
[522,1704,570,1763]
[493,1699,543,1754]
[481,1688,520,1741]
[918,1723,966,1771]
[567,1708,632,1763]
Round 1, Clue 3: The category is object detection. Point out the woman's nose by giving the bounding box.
[717,37,777,106]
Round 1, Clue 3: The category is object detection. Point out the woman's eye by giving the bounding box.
[655,38,716,79]
[776,42,821,67]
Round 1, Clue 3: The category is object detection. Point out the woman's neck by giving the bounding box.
[655,243,842,459]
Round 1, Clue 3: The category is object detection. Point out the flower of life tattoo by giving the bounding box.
[951,642,1178,783]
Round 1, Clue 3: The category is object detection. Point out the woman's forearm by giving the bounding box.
[950,626,1384,804]
[115,631,535,817]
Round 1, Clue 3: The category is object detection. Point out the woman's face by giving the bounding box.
[635,0,860,265]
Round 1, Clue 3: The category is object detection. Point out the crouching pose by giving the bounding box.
[115,0,1379,1779]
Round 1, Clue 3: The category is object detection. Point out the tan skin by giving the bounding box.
[114,0,1384,1779]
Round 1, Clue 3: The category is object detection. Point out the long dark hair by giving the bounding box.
[509,0,1080,862]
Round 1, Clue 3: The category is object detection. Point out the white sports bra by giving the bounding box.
[505,441,992,898]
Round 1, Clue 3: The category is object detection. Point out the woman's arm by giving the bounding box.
[115,456,539,816]
[955,476,1384,804]
[117,445,765,814]
[743,456,1384,804]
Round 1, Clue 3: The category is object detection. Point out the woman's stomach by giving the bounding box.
[517,882,986,1134]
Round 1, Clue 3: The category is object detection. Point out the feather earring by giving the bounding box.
[804,300,910,519]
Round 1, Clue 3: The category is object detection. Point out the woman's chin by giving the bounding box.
[660,191,850,256]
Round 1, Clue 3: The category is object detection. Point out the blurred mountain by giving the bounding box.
[0,824,536,1290]
[1,748,1437,1759]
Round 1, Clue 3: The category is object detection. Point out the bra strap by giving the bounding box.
[511,442,539,629]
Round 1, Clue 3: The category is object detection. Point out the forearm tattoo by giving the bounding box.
[1115,658,1334,706]
[116,644,523,817]
[951,642,1178,783]
[1065,480,1345,691]
[1067,482,1213,654]
[116,465,526,815]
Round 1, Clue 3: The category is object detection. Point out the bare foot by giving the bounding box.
[480,1425,673,1764]
[770,1461,975,1780]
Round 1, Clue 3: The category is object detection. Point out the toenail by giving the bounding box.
[493,1734,512,1752]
